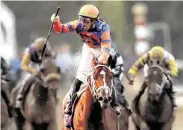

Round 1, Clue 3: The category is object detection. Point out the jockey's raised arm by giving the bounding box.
[50,4,121,128]
[52,19,79,33]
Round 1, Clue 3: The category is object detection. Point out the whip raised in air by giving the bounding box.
[40,6,60,59]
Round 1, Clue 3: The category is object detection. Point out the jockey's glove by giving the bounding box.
[51,13,60,23]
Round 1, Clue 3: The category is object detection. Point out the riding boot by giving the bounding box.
[15,76,36,108]
[65,78,82,128]
[111,86,121,117]
[132,81,147,115]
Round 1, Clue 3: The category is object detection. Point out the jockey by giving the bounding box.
[15,37,54,108]
[51,4,121,127]
[109,44,131,114]
[128,46,178,113]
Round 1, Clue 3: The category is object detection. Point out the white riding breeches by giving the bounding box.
[76,43,101,84]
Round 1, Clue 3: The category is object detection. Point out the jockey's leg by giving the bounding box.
[15,74,35,108]
[65,78,82,115]
[132,81,147,114]
[64,43,95,128]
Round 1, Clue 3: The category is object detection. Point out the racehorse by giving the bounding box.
[10,57,62,130]
[132,65,175,130]
[61,58,129,130]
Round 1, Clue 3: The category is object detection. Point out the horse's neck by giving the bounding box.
[88,102,103,129]
[85,87,103,129]
[33,83,50,105]
[81,86,95,124]
[141,91,172,122]
[83,86,94,110]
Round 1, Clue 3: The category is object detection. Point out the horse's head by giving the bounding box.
[38,57,61,90]
[146,65,166,102]
[88,58,113,108]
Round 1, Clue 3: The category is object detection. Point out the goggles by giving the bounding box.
[78,16,94,23]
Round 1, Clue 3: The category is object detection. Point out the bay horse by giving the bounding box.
[10,57,62,130]
[132,65,175,130]
[61,58,128,130]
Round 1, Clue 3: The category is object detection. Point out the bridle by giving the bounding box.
[88,64,114,101]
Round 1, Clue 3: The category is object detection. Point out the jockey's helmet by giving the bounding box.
[78,4,99,19]
[34,37,47,50]
[149,46,165,60]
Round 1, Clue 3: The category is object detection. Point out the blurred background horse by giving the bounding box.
[10,57,62,130]
[132,66,175,130]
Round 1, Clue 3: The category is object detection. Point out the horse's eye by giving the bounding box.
[157,60,160,64]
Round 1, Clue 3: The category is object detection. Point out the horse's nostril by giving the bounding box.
[108,97,112,101]
[98,97,103,101]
